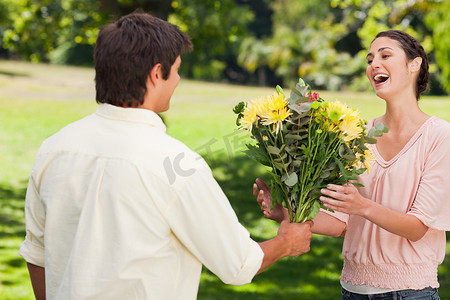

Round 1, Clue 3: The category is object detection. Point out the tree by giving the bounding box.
[2,0,108,64]
[425,0,450,93]
[2,0,174,65]
[169,0,254,81]
[239,0,358,89]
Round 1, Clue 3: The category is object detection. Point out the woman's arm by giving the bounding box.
[311,211,346,237]
[320,184,428,241]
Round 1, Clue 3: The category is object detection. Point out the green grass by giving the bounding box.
[1,60,450,299]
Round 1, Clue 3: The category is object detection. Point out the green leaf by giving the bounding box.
[373,130,384,137]
[243,144,271,166]
[273,160,286,170]
[274,153,288,162]
[343,153,356,161]
[288,103,302,114]
[267,145,281,155]
[270,181,285,205]
[355,167,367,175]
[320,170,330,179]
[364,136,377,144]
[284,172,298,187]
[296,82,310,96]
[285,134,305,140]
[375,122,389,133]
[292,159,302,167]
[307,201,321,220]
[338,144,347,157]
[276,85,284,96]
[299,102,312,112]
[233,101,245,114]
[310,102,321,109]
[288,92,302,105]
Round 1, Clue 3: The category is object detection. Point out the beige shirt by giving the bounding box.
[19,104,263,299]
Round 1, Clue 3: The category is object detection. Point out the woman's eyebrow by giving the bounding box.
[366,47,394,59]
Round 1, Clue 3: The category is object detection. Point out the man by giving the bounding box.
[19,12,312,300]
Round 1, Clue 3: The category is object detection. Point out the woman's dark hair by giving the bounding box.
[373,30,429,100]
[94,12,193,107]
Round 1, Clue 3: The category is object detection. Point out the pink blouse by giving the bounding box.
[329,116,450,289]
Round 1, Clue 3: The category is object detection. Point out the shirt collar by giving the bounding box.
[95,103,167,132]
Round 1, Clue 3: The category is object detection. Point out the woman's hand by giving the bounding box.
[320,183,370,217]
[320,183,428,241]
[253,178,288,223]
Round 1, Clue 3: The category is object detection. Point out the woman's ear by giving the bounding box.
[410,57,422,73]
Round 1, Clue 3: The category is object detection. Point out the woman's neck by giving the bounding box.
[377,95,429,132]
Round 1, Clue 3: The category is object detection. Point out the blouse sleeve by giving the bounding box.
[408,121,450,231]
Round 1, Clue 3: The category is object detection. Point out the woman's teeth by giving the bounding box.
[374,74,389,83]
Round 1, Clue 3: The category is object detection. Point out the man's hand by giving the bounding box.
[277,220,313,257]
[257,220,312,274]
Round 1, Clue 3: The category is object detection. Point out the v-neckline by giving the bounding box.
[370,116,435,167]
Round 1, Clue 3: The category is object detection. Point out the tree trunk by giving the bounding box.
[257,67,267,87]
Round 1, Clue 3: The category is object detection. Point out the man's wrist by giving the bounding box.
[274,231,291,258]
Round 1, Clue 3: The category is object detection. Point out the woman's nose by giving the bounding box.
[370,56,381,68]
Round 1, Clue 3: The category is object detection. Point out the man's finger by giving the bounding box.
[255,178,271,195]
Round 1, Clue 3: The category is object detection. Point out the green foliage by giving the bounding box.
[0,0,448,93]
[239,0,361,90]
[169,0,254,80]
[2,0,107,64]
[425,0,450,93]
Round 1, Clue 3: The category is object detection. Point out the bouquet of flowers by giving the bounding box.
[233,78,387,223]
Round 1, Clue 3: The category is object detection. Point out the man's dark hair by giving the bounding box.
[94,12,193,107]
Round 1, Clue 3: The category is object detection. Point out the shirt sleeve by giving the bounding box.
[18,172,46,267]
[163,160,264,285]
[408,124,450,231]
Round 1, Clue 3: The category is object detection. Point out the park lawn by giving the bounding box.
[1,60,450,299]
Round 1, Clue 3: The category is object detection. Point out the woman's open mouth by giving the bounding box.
[373,73,389,85]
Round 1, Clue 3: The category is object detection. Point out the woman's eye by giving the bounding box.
[367,59,373,65]
[382,54,390,59]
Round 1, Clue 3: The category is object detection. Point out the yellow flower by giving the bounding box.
[324,101,363,142]
[268,92,289,111]
[253,96,271,118]
[327,100,360,124]
[240,102,258,132]
[355,149,374,173]
[339,115,363,142]
[248,92,292,134]
[261,107,292,134]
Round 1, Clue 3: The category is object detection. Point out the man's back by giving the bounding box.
[20,104,264,299]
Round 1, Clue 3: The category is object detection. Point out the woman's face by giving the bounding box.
[366,36,417,101]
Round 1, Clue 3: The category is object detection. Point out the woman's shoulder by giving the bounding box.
[426,116,450,138]
[421,117,450,155]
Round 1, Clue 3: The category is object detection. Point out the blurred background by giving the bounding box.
[0,0,449,94]
[1,1,450,299]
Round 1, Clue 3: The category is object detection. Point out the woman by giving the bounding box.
[254,30,450,299]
